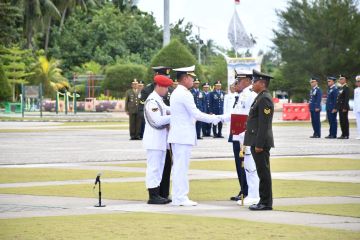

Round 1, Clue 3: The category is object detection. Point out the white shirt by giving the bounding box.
[168,85,219,146]
[142,91,170,151]
[354,87,360,113]
[224,92,237,115]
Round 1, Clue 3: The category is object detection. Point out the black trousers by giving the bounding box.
[339,110,349,137]
[195,121,202,138]
[202,122,212,136]
[139,114,145,139]
[232,141,248,196]
[251,146,272,207]
[212,121,223,137]
[159,149,172,198]
[129,113,141,139]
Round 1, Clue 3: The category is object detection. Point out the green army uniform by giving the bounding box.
[244,70,274,210]
[125,88,141,140]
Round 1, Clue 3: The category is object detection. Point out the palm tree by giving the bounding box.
[35,56,69,97]
[56,0,98,32]
[12,0,61,49]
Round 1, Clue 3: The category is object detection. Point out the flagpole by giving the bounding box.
[233,4,237,58]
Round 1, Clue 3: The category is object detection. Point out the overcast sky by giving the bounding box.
[137,0,288,54]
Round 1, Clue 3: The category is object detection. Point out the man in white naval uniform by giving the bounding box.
[223,72,260,206]
[143,74,173,204]
[168,65,221,206]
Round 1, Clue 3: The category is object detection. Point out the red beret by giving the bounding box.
[154,75,173,87]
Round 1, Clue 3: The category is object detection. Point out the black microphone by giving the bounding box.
[93,173,102,189]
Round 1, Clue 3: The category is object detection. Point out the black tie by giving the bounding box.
[233,96,239,108]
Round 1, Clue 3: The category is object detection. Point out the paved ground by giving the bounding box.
[0,114,359,234]
[0,119,359,165]
[1,194,360,231]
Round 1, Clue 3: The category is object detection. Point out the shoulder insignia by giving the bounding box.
[152,108,159,112]
[264,108,271,115]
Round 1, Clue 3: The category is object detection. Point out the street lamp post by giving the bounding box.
[163,0,170,46]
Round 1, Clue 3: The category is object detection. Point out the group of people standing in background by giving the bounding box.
[309,75,360,140]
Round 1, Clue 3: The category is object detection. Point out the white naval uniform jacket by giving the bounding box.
[168,85,219,146]
[142,91,170,151]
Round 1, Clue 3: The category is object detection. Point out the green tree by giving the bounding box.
[273,0,360,100]
[149,39,203,82]
[0,62,12,102]
[49,4,162,72]
[202,55,227,86]
[0,1,23,47]
[103,63,147,98]
[0,46,35,101]
[13,0,61,49]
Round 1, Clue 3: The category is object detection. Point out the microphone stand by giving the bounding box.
[94,175,106,207]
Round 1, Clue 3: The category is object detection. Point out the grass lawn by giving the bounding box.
[0,179,359,201]
[0,168,144,183]
[110,157,360,172]
[189,157,360,172]
[1,212,359,240]
[276,203,360,218]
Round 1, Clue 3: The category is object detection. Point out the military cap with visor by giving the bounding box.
[327,76,337,81]
[310,76,320,82]
[152,66,172,76]
[252,69,273,83]
[173,65,197,79]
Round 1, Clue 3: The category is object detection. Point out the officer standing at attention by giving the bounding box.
[309,77,322,138]
[143,74,173,204]
[140,66,173,200]
[210,81,225,138]
[325,76,339,139]
[336,75,350,139]
[244,70,274,211]
[125,79,141,140]
[190,78,205,139]
[168,65,221,206]
[202,82,212,137]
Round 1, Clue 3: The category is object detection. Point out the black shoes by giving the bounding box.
[309,135,320,138]
[249,203,273,211]
[230,192,247,201]
[325,135,336,139]
[147,187,170,204]
[213,135,224,138]
[130,137,142,140]
[325,135,349,139]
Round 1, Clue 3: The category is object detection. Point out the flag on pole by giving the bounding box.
[235,0,240,4]
[227,9,254,50]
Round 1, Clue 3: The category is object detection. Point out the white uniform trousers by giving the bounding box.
[145,150,166,189]
[244,153,260,199]
[171,143,192,204]
[356,112,360,138]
